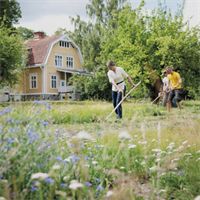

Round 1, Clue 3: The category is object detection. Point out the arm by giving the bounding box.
[173,78,182,89]
[163,79,170,92]
[111,81,123,93]
[127,76,135,87]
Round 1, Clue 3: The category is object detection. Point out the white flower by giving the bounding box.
[141,161,146,165]
[155,158,161,162]
[129,144,136,149]
[169,142,175,146]
[106,191,114,197]
[196,158,200,161]
[63,176,70,181]
[138,141,141,144]
[152,139,156,142]
[159,189,166,193]
[182,140,188,145]
[184,153,192,156]
[141,141,147,144]
[187,145,191,148]
[178,146,184,149]
[52,164,61,170]
[64,156,72,162]
[92,161,98,165]
[120,166,125,169]
[118,131,132,139]
[31,172,49,180]
[69,180,83,190]
[194,195,200,200]
[76,131,92,140]
[134,135,138,137]
[152,149,161,152]
[166,139,169,142]
[197,150,200,154]
[0,197,7,200]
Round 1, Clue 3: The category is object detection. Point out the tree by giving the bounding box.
[0,19,26,87]
[100,1,200,99]
[17,26,34,40]
[0,0,22,28]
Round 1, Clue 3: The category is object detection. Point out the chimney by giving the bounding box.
[34,31,45,40]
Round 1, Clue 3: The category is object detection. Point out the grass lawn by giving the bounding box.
[0,99,200,200]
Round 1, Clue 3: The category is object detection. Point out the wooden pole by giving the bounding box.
[106,81,141,119]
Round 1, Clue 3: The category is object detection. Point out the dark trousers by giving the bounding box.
[112,86,126,118]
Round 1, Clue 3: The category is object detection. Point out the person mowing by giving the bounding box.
[107,61,136,119]
[164,66,182,113]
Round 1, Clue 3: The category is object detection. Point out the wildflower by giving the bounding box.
[194,196,200,200]
[45,178,54,184]
[47,105,53,109]
[120,166,125,169]
[5,146,11,150]
[155,158,161,162]
[71,132,76,135]
[6,138,13,143]
[118,131,132,139]
[129,144,136,149]
[52,164,61,170]
[6,118,14,122]
[96,178,101,182]
[187,145,191,148]
[159,189,166,193]
[97,184,104,190]
[72,156,79,163]
[77,131,92,140]
[90,154,94,157]
[152,139,156,142]
[92,161,98,165]
[95,145,100,148]
[30,187,38,192]
[182,140,188,145]
[106,191,114,197]
[197,150,200,154]
[196,158,200,161]
[69,180,83,190]
[85,157,90,160]
[152,149,161,152]
[42,121,49,126]
[61,183,68,187]
[134,135,138,137]
[97,132,102,136]
[31,172,49,179]
[64,157,72,162]
[84,181,92,187]
[55,156,62,161]
[34,100,41,104]
[67,135,71,138]
[184,153,192,156]
[178,171,184,175]
[141,161,146,165]
[42,102,49,105]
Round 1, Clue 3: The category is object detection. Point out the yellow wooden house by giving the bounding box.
[9,32,91,101]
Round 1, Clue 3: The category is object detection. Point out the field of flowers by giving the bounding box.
[0,99,200,200]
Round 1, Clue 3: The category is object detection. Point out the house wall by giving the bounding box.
[46,67,59,93]
[46,42,82,70]
[10,73,25,94]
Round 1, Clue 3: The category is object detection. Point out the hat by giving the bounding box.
[162,71,167,75]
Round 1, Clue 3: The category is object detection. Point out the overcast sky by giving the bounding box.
[14,0,200,36]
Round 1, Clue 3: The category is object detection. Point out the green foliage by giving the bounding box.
[0,0,21,28]
[0,19,26,87]
[17,26,34,40]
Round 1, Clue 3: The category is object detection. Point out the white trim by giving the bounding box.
[44,34,84,65]
[50,73,58,89]
[10,93,43,95]
[29,73,38,89]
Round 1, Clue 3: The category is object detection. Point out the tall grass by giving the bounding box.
[0,99,199,199]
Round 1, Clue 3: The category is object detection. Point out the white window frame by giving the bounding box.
[50,73,58,89]
[66,55,74,69]
[59,41,70,48]
[29,73,38,89]
[55,54,63,67]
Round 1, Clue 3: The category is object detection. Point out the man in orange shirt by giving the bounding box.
[164,66,182,112]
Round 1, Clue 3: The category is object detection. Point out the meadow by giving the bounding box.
[0,99,200,200]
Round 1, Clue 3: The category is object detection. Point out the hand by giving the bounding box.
[174,85,177,89]
[132,84,135,87]
[118,89,123,93]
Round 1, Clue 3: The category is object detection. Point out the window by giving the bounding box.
[59,41,70,48]
[55,55,63,67]
[66,56,74,68]
[50,74,57,89]
[30,73,37,89]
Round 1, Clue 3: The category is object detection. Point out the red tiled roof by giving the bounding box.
[27,34,62,65]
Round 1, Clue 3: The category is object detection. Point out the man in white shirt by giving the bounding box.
[107,61,135,119]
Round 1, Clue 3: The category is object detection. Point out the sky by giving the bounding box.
[14,0,200,36]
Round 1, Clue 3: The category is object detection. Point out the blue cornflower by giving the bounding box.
[0,175,3,180]
[85,157,90,160]
[72,156,79,163]
[45,178,54,184]
[9,128,16,132]
[5,146,11,150]
[79,145,84,148]
[97,184,104,190]
[91,154,94,157]
[38,164,44,167]
[84,181,92,187]
[61,183,68,187]
[34,100,41,104]
[42,121,49,126]
[67,135,71,138]
[178,171,184,175]
[47,105,53,109]
[30,187,38,192]
[6,118,14,122]
[71,132,76,135]
[6,138,14,143]
[15,120,22,124]
[96,178,101,183]
[97,132,102,136]
[95,145,100,148]
[71,144,76,147]
[45,143,51,146]
[29,140,32,143]
[42,102,49,106]
[47,132,51,135]
[55,156,62,161]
